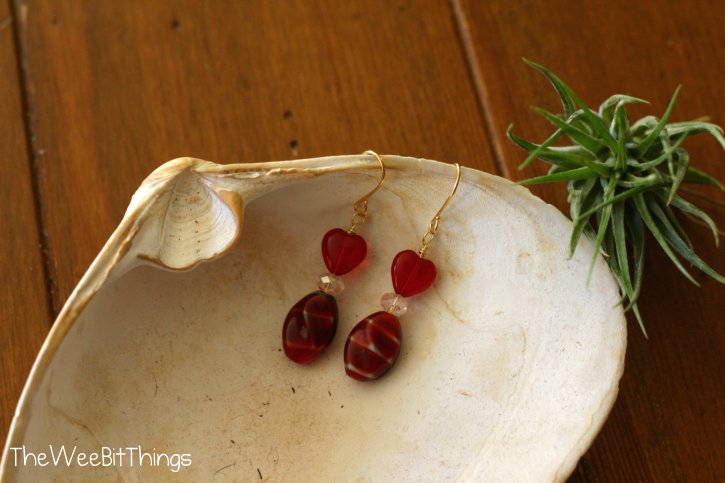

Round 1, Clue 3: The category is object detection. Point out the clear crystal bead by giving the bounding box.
[381,292,408,317]
[318,272,344,295]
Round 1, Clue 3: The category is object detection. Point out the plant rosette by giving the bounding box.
[508,59,724,335]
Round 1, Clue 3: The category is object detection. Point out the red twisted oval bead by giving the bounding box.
[283,291,338,364]
[344,311,402,381]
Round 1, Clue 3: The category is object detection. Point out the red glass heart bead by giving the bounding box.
[391,249,437,297]
[344,311,402,381]
[321,228,367,275]
[283,291,338,364]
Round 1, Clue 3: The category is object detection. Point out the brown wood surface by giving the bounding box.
[1,0,723,480]
[0,0,52,449]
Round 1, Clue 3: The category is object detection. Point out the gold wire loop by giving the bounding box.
[348,150,386,233]
[419,163,461,257]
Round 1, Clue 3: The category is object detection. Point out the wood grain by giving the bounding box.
[456,0,725,480]
[0,0,51,451]
[14,0,494,313]
[3,0,723,479]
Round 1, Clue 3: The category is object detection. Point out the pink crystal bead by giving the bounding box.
[380,292,408,317]
[318,272,344,295]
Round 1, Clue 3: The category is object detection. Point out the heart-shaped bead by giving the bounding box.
[283,291,338,364]
[391,250,437,297]
[321,228,367,275]
[344,311,402,381]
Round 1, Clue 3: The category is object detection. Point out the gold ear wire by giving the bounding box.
[348,150,386,233]
[419,163,461,257]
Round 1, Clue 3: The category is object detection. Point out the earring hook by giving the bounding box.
[348,150,386,233]
[419,163,461,257]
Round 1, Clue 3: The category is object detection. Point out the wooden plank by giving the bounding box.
[0,0,52,450]
[15,0,495,313]
[455,0,725,480]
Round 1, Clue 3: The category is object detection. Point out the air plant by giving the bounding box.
[508,59,724,335]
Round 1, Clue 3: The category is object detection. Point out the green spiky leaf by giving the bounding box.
[523,58,577,118]
[509,61,724,335]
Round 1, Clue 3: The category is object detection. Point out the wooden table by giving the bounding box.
[1,1,722,480]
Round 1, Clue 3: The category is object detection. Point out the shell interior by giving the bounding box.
[1,156,625,482]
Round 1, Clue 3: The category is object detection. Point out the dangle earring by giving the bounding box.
[283,151,386,364]
[343,163,462,381]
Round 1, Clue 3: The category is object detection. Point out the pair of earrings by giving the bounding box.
[282,151,461,381]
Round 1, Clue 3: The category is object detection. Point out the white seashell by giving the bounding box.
[0,154,625,482]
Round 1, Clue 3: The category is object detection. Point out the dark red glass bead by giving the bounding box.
[321,228,367,275]
[344,311,402,381]
[391,249,437,297]
[283,291,338,364]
